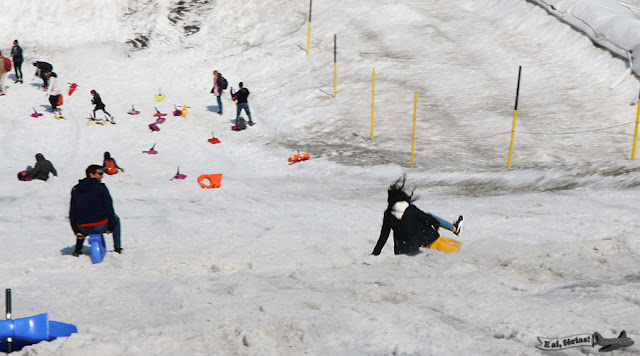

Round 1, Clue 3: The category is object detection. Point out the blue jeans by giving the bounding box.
[216,95,223,114]
[236,103,252,123]
[428,212,454,232]
[77,215,121,250]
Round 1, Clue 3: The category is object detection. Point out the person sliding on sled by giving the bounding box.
[371,175,463,256]
[102,151,124,175]
[90,90,115,123]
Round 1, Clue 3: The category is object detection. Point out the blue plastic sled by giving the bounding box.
[88,234,107,264]
[0,313,77,352]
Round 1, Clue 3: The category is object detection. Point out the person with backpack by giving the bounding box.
[11,40,23,83]
[33,61,52,89]
[69,164,123,256]
[45,72,62,112]
[371,175,463,256]
[19,153,58,181]
[0,50,9,96]
[102,152,124,175]
[90,90,115,123]
[230,82,254,126]
[211,70,227,115]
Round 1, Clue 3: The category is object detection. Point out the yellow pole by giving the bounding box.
[333,34,337,98]
[371,68,375,140]
[181,105,187,118]
[307,22,311,55]
[632,88,640,160]
[306,0,312,55]
[410,92,417,168]
[507,66,522,168]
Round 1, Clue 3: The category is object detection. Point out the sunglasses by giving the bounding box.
[95,172,104,176]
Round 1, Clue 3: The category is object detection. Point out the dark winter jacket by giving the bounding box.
[28,153,57,181]
[230,87,250,103]
[69,177,117,234]
[92,93,106,110]
[372,202,440,256]
[34,61,52,72]
[11,45,23,63]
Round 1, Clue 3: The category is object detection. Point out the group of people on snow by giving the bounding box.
[211,70,254,128]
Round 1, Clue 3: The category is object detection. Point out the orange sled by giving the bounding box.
[198,174,222,189]
[429,236,462,253]
[288,153,310,163]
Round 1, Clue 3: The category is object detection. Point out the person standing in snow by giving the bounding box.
[371,176,463,256]
[69,164,123,256]
[230,82,253,126]
[11,40,23,83]
[0,50,8,96]
[19,153,57,181]
[33,61,52,89]
[211,70,226,115]
[46,72,61,112]
[90,90,114,123]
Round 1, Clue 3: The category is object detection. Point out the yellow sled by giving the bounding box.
[429,236,462,253]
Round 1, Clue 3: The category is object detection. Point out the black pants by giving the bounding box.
[93,106,111,118]
[13,60,22,81]
[49,95,59,111]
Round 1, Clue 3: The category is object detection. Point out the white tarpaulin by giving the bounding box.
[529,0,640,75]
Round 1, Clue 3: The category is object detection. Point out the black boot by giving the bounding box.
[72,238,84,257]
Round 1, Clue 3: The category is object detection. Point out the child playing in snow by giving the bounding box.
[91,90,115,123]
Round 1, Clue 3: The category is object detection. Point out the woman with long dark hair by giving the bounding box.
[371,176,463,256]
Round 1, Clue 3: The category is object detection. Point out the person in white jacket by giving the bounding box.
[46,72,61,111]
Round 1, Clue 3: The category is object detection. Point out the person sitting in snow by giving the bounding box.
[90,90,115,123]
[102,151,124,175]
[371,175,463,256]
[18,153,57,181]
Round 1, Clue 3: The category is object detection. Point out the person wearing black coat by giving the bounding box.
[69,164,122,256]
[230,82,253,125]
[21,153,57,181]
[11,40,23,83]
[371,176,463,256]
[33,61,52,88]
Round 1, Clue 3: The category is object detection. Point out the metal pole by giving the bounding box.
[333,34,337,98]
[371,68,375,140]
[306,0,312,55]
[410,92,417,168]
[507,66,522,168]
[6,289,12,353]
[632,86,640,160]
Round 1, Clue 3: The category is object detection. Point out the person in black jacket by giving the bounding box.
[19,153,57,181]
[90,90,114,123]
[69,164,123,256]
[11,40,23,83]
[230,82,253,125]
[371,176,463,256]
[33,61,52,89]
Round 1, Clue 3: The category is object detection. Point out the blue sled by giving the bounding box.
[0,313,77,352]
[89,233,106,264]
